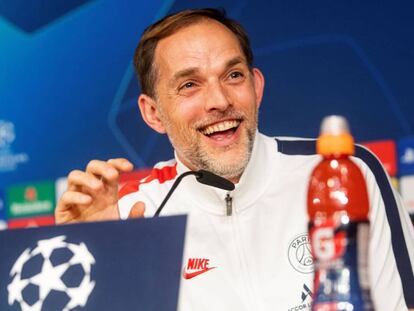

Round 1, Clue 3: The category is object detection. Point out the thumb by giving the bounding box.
[128,201,145,219]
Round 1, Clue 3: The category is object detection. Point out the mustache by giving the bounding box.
[194,109,245,130]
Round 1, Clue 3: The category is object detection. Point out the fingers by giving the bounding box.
[55,191,93,224]
[107,158,134,172]
[128,201,145,219]
[86,158,133,187]
[56,158,135,224]
[86,160,119,185]
[67,170,103,193]
[67,158,134,192]
[59,191,92,210]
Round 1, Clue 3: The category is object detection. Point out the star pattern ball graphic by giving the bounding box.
[7,235,96,311]
[0,120,15,148]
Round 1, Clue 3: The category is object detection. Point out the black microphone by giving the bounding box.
[153,170,235,217]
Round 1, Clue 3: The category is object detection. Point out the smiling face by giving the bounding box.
[138,19,264,182]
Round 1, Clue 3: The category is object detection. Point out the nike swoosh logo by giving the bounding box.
[183,267,216,280]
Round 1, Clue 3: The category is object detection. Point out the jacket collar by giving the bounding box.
[174,132,279,215]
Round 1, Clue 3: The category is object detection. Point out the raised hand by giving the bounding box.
[55,158,145,224]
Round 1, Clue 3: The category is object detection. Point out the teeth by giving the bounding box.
[201,120,240,135]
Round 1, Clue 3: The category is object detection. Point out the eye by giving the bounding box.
[180,81,196,90]
[229,71,244,80]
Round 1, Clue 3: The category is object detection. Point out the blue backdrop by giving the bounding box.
[1,0,413,190]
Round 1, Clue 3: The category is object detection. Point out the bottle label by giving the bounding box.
[310,220,374,310]
[311,223,346,262]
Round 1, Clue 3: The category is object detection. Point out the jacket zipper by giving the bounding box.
[226,193,257,309]
[225,193,233,216]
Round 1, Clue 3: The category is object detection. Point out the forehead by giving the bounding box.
[154,19,245,78]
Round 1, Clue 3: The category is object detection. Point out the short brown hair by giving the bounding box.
[133,8,254,98]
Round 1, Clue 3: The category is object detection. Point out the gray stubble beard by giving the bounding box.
[191,126,255,180]
[168,115,257,181]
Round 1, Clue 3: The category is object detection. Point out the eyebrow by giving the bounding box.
[172,67,199,83]
[224,57,245,70]
[170,56,247,85]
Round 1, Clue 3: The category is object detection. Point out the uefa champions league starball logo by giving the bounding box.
[0,120,15,149]
[7,236,96,311]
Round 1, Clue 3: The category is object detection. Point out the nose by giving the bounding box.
[204,81,231,112]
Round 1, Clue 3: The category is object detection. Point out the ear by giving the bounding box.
[252,68,265,108]
[137,94,166,134]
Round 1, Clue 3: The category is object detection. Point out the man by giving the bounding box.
[55,8,414,311]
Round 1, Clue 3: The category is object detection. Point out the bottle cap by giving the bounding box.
[317,115,355,155]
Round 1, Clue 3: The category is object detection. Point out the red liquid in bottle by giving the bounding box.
[308,155,369,222]
[307,116,374,311]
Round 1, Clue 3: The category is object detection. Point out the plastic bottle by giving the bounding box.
[307,115,374,310]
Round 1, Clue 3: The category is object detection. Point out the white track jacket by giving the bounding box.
[118,132,414,311]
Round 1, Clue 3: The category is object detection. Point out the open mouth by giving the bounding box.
[199,119,241,140]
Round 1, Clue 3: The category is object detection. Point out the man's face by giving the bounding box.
[145,20,264,182]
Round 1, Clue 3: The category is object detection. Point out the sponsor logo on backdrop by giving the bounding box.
[288,234,314,274]
[183,258,216,280]
[0,120,29,172]
[8,235,95,311]
[25,187,38,201]
[7,215,55,229]
[7,181,55,219]
[401,148,414,164]
[361,140,397,177]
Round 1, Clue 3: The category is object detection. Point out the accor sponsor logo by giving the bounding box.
[287,283,313,311]
[287,303,311,311]
[183,258,216,280]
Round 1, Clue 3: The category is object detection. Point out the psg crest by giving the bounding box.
[288,233,314,274]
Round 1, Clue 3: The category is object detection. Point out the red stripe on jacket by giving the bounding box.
[118,163,177,200]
